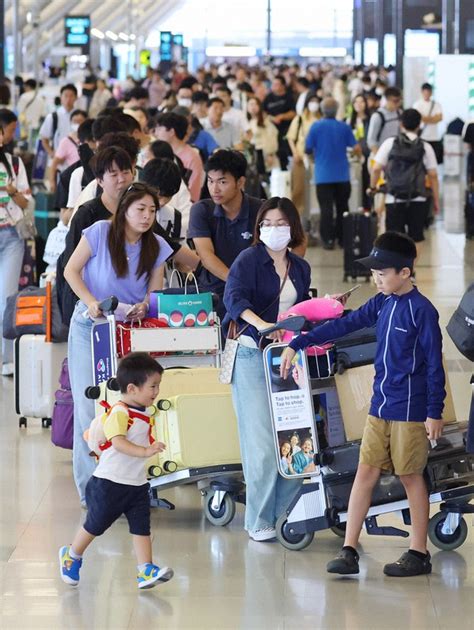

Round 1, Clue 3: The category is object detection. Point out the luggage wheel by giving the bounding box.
[19,416,27,428]
[42,418,51,429]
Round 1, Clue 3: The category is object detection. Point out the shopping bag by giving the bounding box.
[149,273,213,327]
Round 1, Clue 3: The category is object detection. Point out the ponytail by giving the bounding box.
[0,126,12,179]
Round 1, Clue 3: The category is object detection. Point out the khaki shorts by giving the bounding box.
[359,415,429,476]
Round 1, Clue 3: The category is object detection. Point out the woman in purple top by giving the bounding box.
[64,183,173,504]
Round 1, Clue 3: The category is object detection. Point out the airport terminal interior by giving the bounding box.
[1,1,474,629]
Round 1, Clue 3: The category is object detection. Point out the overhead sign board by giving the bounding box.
[65,15,91,54]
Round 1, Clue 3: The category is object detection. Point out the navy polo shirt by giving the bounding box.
[187,193,263,295]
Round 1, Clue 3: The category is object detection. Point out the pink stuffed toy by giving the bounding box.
[279,297,344,355]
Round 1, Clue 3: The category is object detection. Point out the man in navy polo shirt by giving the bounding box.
[187,150,263,320]
[305,97,360,250]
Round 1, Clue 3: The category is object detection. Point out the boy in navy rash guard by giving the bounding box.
[280,232,445,577]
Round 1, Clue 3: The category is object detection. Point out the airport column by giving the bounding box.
[441,0,456,53]
[392,0,404,87]
[376,0,385,67]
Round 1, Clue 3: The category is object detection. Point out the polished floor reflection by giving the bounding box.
[1,225,473,629]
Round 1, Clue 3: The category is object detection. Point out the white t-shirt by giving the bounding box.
[17,91,47,130]
[374,132,437,204]
[413,98,443,141]
[39,106,75,150]
[0,155,31,227]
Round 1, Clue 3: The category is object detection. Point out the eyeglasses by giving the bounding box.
[259,220,290,228]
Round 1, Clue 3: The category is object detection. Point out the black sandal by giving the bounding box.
[383,551,432,577]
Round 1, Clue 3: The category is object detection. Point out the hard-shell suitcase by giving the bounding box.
[333,326,377,374]
[342,211,377,282]
[152,392,240,473]
[14,335,68,427]
[465,190,474,239]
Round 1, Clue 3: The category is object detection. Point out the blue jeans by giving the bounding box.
[68,301,96,503]
[0,227,24,364]
[231,345,301,532]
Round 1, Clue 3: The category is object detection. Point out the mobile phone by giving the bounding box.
[337,284,361,302]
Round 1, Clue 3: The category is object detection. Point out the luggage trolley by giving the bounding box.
[85,297,244,525]
[262,319,474,551]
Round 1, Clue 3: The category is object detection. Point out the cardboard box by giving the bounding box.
[335,363,456,442]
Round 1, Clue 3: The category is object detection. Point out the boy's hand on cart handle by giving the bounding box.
[425,417,444,440]
[280,347,296,379]
[144,441,166,457]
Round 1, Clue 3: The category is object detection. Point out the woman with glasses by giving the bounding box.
[64,183,173,505]
[223,196,311,542]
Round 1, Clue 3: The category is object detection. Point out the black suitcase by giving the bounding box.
[465,190,474,240]
[426,422,474,490]
[333,326,377,374]
[342,211,378,281]
[322,441,406,512]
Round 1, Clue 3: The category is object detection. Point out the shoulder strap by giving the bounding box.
[52,111,58,140]
[375,110,386,142]
[232,261,292,340]
[12,155,19,177]
[24,91,38,112]
[172,208,182,240]
[428,100,435,117]
[296,115,303,140]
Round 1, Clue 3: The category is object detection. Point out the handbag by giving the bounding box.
[219,262,291,384]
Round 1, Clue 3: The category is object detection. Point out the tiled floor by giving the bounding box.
[1,223,473,630]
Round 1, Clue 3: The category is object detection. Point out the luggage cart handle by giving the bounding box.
[98,296,119,315]
[259,315,306,337]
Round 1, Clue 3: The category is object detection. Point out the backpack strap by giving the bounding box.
[51,111,58,141]
[375,110,386,142]
[11,155,19,177]
[172,208,182,241]
[100,401,155,452]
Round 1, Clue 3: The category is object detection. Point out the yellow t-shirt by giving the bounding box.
[94,403,155,486]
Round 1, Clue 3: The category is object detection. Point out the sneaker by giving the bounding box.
[137,564,174,590]
[327,548,360,575]
[1,362,13,377]
[383,551,432,577]
[59,545,82,585]
[249,527,276,542]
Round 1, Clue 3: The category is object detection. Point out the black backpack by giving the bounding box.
[385,134,427,201]
[446,282,474,361]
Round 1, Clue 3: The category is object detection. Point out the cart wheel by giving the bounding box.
[275,513,314,550]
[330,523,347,538]
[336,360,346,375]
[428,511,468,551]
[204,492,236,526]
[148,465,163,478]
[42,417,51,428]
[19,416,27,428]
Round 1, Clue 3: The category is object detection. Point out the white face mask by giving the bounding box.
[178,98,192,107]
[70,123,79,132]
[375,87,384,96]
[307,101,319,113]
[260,225,292,251]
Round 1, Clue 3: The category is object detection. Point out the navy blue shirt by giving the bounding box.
[305,118,356,184]
[289,287,445,422]
[187,193,263,295]
[223,243,312,345]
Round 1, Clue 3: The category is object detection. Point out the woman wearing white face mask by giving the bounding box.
[223,197,311,542]
[49,109,87,193]
[287,92,321,214]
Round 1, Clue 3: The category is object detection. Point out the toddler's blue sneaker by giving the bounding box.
[59,545,82,585]
[137,564,174,590]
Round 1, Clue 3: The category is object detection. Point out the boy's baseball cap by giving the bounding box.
[356,246,415,270]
